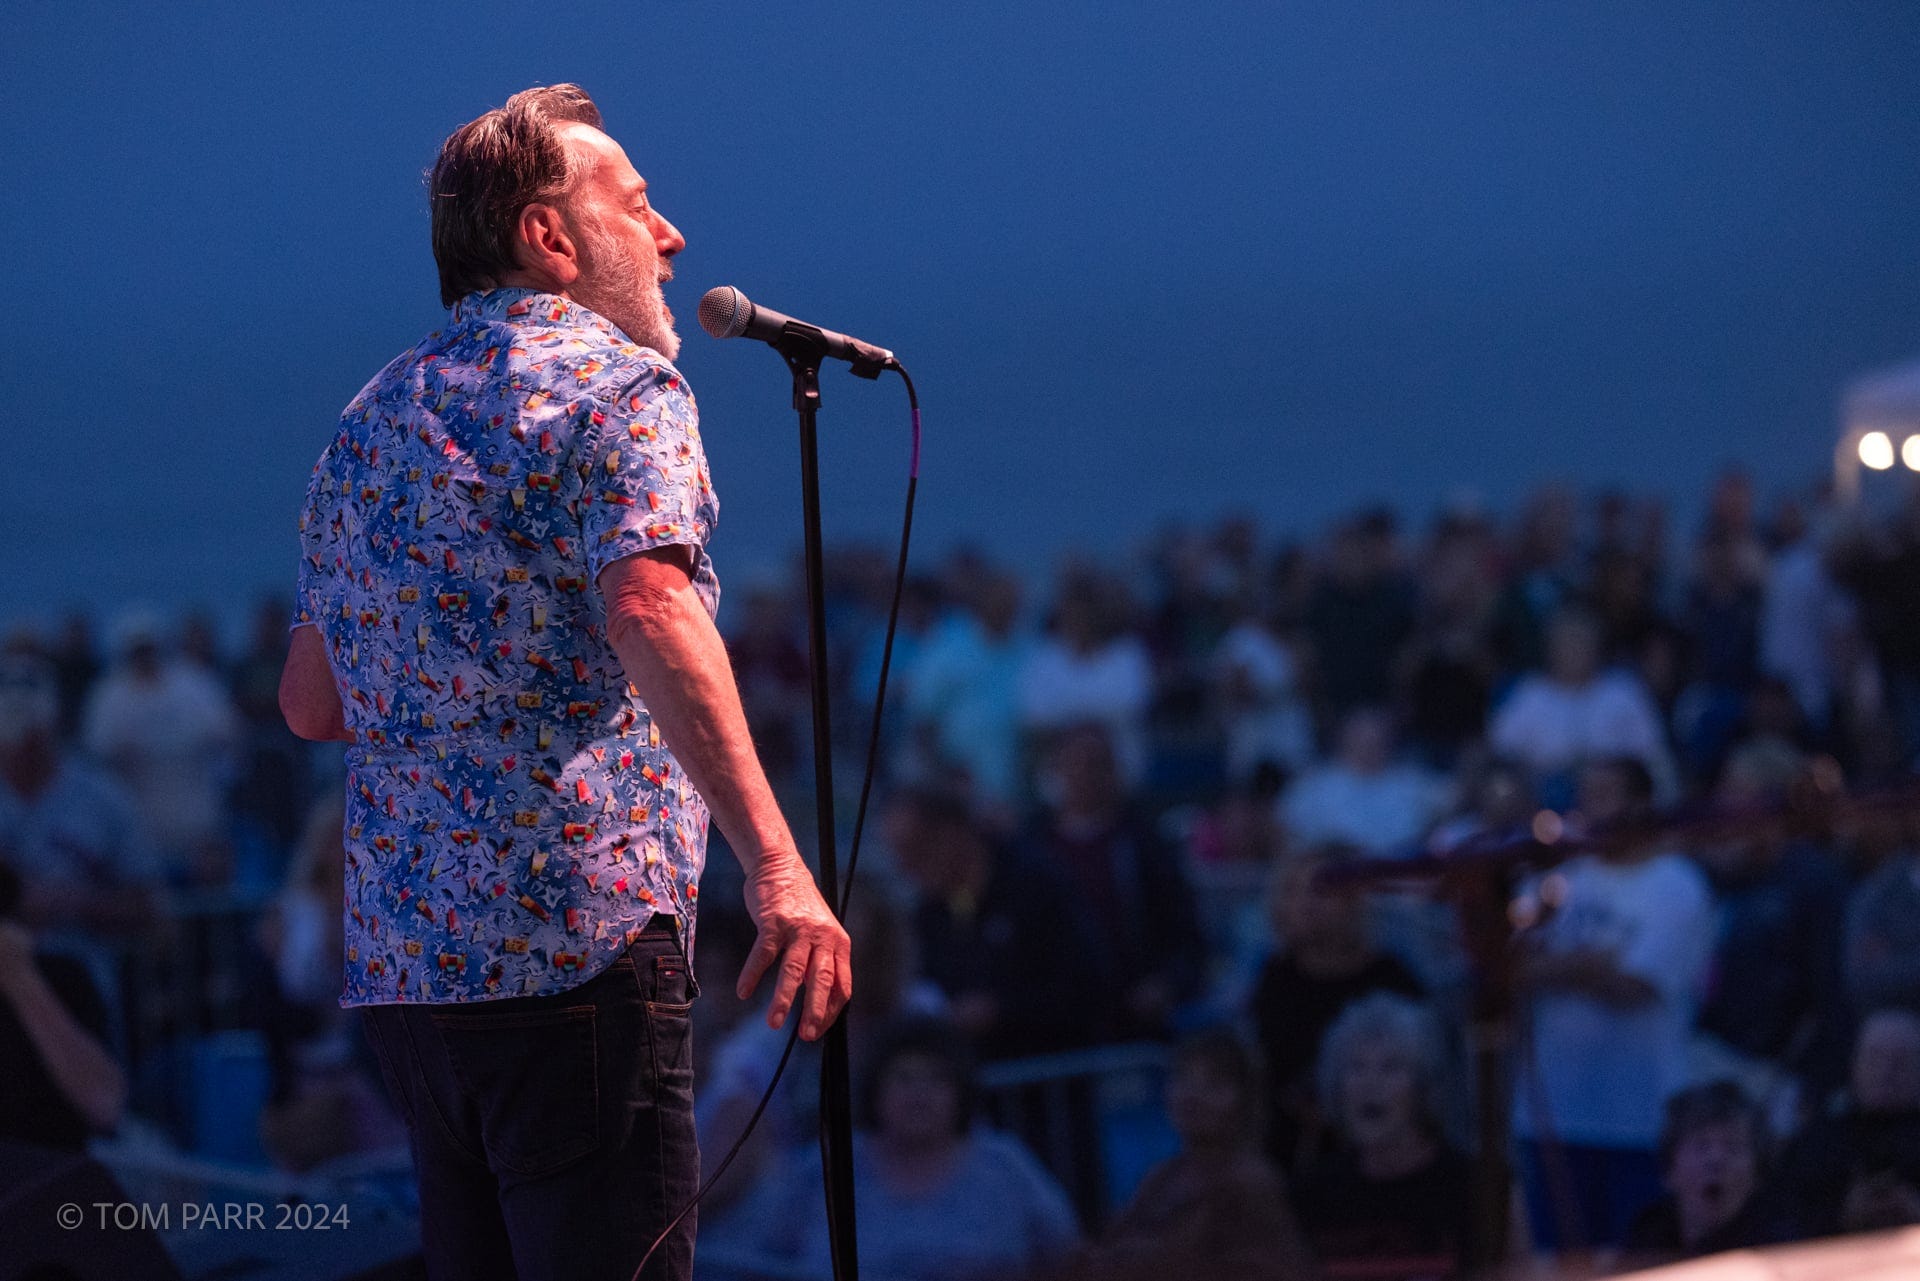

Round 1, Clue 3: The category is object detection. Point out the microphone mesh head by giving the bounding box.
[697,286,751,340]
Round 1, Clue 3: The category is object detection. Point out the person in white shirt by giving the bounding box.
[1759,503,1852,731]
[1279,707,1447,858]
[1016,569,1152,782]
[907,572,1031,808]
[1513,755,1713,1250]
[1212,614,1314,783]
[1490,607,1676,805]
[81,611,242,884]
[734,1018,1080,1281]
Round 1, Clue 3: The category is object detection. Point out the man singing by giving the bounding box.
[278,84,851,1281]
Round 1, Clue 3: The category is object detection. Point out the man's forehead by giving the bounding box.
[558,122,646,193]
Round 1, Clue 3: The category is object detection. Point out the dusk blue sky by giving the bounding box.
[5,2,1919,634]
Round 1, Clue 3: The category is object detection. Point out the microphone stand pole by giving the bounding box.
[780,339,859,1281]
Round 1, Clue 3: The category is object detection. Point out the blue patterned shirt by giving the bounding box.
[295,288,719,1005]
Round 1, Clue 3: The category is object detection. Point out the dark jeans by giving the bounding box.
[362,919,700,1281]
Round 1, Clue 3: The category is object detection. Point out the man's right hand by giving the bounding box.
[598,549,853,1039]
[737,856,852,1042]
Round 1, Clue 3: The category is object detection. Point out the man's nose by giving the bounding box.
[654,211,686,258]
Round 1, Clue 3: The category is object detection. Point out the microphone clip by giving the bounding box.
[776,320,888,381]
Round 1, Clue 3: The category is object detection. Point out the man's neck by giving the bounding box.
[493,269,568,296]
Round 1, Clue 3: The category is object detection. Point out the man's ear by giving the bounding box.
[514,201,582,289]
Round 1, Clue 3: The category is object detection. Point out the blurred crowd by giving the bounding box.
[12,467,1920,1279]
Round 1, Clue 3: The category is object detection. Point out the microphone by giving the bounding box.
[698,286,895,377]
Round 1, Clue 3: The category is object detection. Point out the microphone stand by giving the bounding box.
[778,333,867,1281]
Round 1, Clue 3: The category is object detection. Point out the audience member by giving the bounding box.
[1143,525,1243,736]
[0,655,158,948]
[1692,757,1850,1104]
[1844,835,1920,1016]
[1249,843,1424,1172]
[739,1018,1079,1281]
[1098,1028,1313,1281]
[1186,766,1287,868]
[1760,498,1849,733]
[1017,567,1152,782]
[1718,677,1813,799]
[1490,608,1675,807]
[1587,544,1662,668]
[1303,510,1415,726]
[1674,534,1765,778]
[1624,1081,1798,1262]
[228,595,311,861]
[252,796,393,1171]
[1279,707,1446,857]
[1025,724,1204,1039]
[81,609,242,884]
[1513,757,1713,1250]
[1294,993,1477,1278]
[1399,512,1499,769]
[1428,755,1535,854]
[1831,493,1920,760]
[886,788,1110,1059]
[48,610,101,742]
[1774,1008,1920,1236]
[1212,608,1314,783]
[908,569,1030,808]
[725,579,812,793]
[1701,469,1766,582]
[0,864,127,1150]
[1490,485,1580,674]
[697,890,946,1224]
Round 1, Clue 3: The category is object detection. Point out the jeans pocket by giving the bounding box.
[646,952,694,1015]
[641,961,698,1212]
[429,1004,601,1177]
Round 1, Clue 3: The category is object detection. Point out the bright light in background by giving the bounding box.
[1860,431,1895,470]
[1905,435,1920,472]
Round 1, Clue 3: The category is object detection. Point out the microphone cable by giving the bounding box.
[631,359,920,1281]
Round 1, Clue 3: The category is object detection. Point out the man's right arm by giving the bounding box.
[598,547,851,1042]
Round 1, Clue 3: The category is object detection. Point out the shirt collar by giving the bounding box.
[450,287,575,326]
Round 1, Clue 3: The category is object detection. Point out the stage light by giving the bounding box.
[1860,431,1895,471]
[1904,435,1920,471]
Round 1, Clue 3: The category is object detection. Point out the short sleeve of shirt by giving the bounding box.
[292,451,335,630]
[581,360,714,586]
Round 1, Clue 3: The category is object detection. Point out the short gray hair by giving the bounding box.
[1315,992,1450,1136]
[428,84,604,307]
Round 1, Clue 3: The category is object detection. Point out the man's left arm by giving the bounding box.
[279,625,352,743]
[600,549,850,1041]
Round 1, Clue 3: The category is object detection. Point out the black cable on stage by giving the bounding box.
[838,363,917,915]
[630,359,920,1281]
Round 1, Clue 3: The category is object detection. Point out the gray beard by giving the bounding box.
[573,217,680,362]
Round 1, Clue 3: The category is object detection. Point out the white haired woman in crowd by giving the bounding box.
[1292,992,1491,1275]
